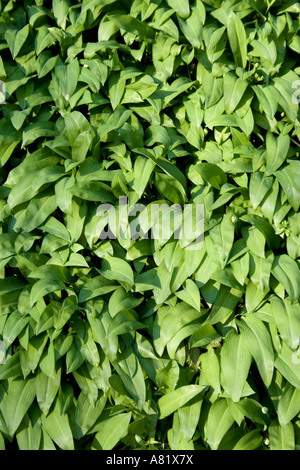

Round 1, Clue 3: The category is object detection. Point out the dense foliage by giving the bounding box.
[0,0,299,451]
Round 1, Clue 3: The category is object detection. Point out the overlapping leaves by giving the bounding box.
[0,0,299,451]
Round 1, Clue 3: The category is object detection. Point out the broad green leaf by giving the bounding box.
[92,413,132,450]
[252,84,278,119]
[36,367,61,415]
[3,310,30,347]
[108,15,155,40]
[100,256,134,287]
[271,254,300,303]
[204,286,243,325]
[12,24,30,59]
[227,11,248,68]
[167,0,190,18]
[275,342,300,390]
[176,279,201,311]
[236,398,269,425]
[271,297,300,351]
[108,286,143,317]
[15,407,42,450]
[168,413,195,450]
[268,420,295,450]
[78,276,117,303]
[204,398,235,450]
[178,0,205,49]
[106,310,147,337]
[224,73,248,114]
[0,277,25,296]
[19,192,57,233]
[132,156,155,198]
[275,161,300,212]
[265,132,290,176]
[153,303,202,356]
[30,279,65,306]
[189,325,220,349]
[242,226,266,258]
[278,383,300,426]
[41,399,74,450]
[177,400,202,441]
[155,360,179,393]
[249,252,273,292]
[0,377,36,436]
[74,392,106,439]
[39,341,56,378]
[113,347,146,409]
[158,385,206,419]
[22,122,56,148]
[232,429,263,450]
[237,316,274,387]
[0,353,22,380]
[195,163,227,189]
[155,172,186,205]
[220,329,252,402]
[249,172,273,210]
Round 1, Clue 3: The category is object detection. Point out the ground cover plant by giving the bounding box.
[0,0,299,451]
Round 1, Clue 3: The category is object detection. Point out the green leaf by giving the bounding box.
[224,73,248,114]
[155,360,179,393]
[167,0,190,18]
[13,24,30,59]
[0,377,36,436]
[237,316,274,387]
[220,329,252,402]
[108,15,155,40]
[22,122,56,148]
[271,254,300,303]
[153,303,202,356]
[275,161,300,212]
[275,342,300,390]
[100,256,134,287]
[249,172,273,210]
[3,310,30,347]
[113,347,146,409]
[189,324,220,349]
[0,277,25,296]
[232,429,263,450]
[158,385,206,419]
[0,352,22,380]
[178,399,202,441]
[41,398,74,450]
[19,192,57,233]
[30,279,65,306]
[39,341,56,378]
[204,398,235,450]
[74,392,106,439]
[16,408,42,450]
[36,367,61,415]
[265,132,290,176]
[92,413,132,450]
[271,297,300,351]
[227,11,248,68]
[195,163,227,189]
[278,382,300,426]
[236,398,269,425]
[176,279,201,311]
[268,420,295,450]
[78,276,117,303]
[132,156,155,198]
[108,287,142,318]
[106,310,147,337]
[155,172,186,205]
[178,0,205,49]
